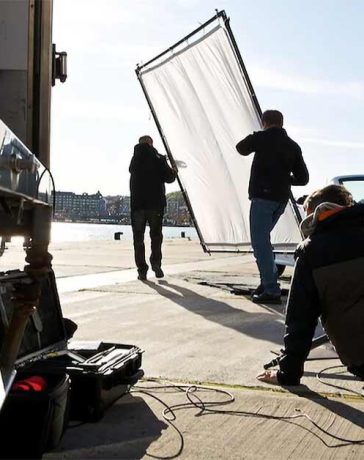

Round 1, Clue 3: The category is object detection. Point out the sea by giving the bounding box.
[50,222,197,242]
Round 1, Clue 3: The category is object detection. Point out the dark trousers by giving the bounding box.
[131,209,164,273]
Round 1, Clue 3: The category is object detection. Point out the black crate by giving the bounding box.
[0,373,70,459]
[67,342,144,421]
[26,341,144,422]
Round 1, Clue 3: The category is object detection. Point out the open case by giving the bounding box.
[0,269,144,458]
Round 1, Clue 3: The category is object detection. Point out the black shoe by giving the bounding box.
[153,267,164,278]
[252,292,281,304]
[251,284,264,297]
[137,271,147,281]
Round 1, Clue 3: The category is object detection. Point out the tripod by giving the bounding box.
[263,333,330,369]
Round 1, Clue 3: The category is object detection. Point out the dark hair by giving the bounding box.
[304,184,354,213]
[296,194,308,205]
[139,135,153,144]
[262,110,284,128]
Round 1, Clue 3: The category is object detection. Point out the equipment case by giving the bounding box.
[0,372,70,459]
[0,269,144,456]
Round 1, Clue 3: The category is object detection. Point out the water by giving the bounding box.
[51,222,197,242]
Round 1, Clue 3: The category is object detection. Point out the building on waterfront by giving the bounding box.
[103,195,130,223]
[53,190,192,226]
[53,190,106,221]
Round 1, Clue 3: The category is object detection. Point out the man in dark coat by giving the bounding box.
[236,110,309,303]
[257,184,364,385]
[129,135,176,280]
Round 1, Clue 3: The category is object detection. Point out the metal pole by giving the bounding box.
[32,0,53,168]
[222,12,262,120]
[289,191,303,225]
[137,10,226,71]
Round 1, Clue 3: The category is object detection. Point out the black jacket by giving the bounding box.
[236,127,309,202]
[129,143,176,211]
[278,204,364,385]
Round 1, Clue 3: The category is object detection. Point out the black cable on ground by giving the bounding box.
[316,364,364,397]
[132,389,184,460]
[132,378,364,459]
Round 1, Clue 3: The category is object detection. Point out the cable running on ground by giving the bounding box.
[132,378,364,459]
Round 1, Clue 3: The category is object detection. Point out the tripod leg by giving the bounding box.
[311,334,329,349]
[263,335,330,370]
[264,357,280,370]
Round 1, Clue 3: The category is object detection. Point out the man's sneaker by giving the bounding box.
[153,267,164,278]
[137,271,147,281]
[252,292,281,304]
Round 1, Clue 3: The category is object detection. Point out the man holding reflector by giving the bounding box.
[129,135,176,280]
[236,110,309,304]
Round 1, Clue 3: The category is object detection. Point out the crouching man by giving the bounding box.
[257,184,364,385]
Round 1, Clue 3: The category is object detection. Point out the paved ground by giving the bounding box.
[2,237,363,459]
[47,386,364,460]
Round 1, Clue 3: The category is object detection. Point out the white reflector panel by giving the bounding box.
[138,24,301,251]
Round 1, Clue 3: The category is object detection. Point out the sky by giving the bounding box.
[51,0,364,197]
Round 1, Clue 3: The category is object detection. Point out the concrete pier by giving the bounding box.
[2,238,362,459]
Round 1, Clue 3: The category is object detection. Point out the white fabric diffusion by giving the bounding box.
[139,25,301,251]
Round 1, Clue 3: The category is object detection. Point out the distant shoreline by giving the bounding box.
[52,220,193,228]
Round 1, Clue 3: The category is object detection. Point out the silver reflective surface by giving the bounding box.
[0,119,52,203]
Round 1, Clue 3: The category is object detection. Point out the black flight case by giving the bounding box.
[0,269,144,458]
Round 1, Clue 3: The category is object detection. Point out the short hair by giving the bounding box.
[139,135,153,144]
[296,194,308,205]
[304,184,354,214]
[262,110,284,128]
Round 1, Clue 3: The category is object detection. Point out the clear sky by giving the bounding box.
[51,0,364,197]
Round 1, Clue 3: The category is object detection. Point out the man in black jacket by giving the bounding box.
[129,135,176,280]
[257,184,364,385]
[236,110,309,303]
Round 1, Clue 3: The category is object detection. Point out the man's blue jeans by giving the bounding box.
[249,198,287,295]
